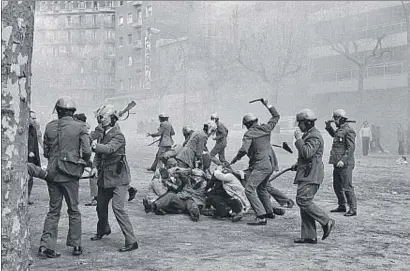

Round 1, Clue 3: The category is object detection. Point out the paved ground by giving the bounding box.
[28,135,410,271]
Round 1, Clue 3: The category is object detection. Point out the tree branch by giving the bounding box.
[330,42,362,67]
[364,34,389,65]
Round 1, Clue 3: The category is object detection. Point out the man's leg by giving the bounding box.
[149,148,161,171]
[341,166,357,215]
[96,186,113,235]
[332,167,346,210]
[257,173,274,216]
[208,194,230,217]
[210,145,223,166]
[85,177,98,206]
[218,146,228,164]
[296,183,331,240]
[245,167,272,218]
[112,185,137,245]
[28,176,34,202]
[40,182,63,251]
[60,181,82,248]
[266,183,290,206]
[185,199,200,221]
[27,163,48,180]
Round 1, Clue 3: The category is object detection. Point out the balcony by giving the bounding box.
[132,1,142,7]
[132,19,143,28]
[105,51,116,57]
[132,40,143,49]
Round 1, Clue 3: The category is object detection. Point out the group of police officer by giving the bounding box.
[34,95,357,259]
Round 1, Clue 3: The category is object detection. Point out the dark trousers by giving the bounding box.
[333,166,357,211]
[150,146,171,170]
[40,181,81,250]
[362,137,370,156]
[96,185,137,245]
[207,194,242,217]
[398,141,405,155]
[210,143,227,165]
[266,183,290,206]
[244,165,273,217]
[154,192,198,215]
[296,182,330,240]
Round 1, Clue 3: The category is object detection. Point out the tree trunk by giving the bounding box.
[402,1,410,154]
[1,1,35,270]
[357,66,365,123]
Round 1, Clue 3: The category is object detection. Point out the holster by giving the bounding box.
[116,155,125,174]
[304,162,313,177]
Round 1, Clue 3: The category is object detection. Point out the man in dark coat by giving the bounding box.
[325,109,357,217]
[230,99,280,226]
[292,109,335,244]
[147,113,175,171]
[27,111,41,205]
[38,97,91,258]
[90,105,138,252]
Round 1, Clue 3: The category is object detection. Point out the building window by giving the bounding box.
[137,10,142,21]
[93,14,97,26]
[127,12,133,24]
[67,16,72,27]
[120,1,124,6]
[367,65,384,77]
[60,1,66,9]
[111,14,115,25]
[146,5,152,17]
[127,33,132,44]
[68,31,72,42]
[128,56,133,66]
[110,59,115,72]
[53,47,58,57]
[73,1,78,9]
[119,57,123,68]
[119,37,124,46]
[79,15,84,26]
[79,1,85,9]
[93,1,98,9]
[79,45,85,57]
[128,78,132,90]
[384,63,402,75]
[136,29,142,40]
[92,59,98,71]
[93,30,97,40]
[86,1,92,9]
[337,70,352,81]
[120,80,124,90]
[79,30,85,42]
[119,16,124,26]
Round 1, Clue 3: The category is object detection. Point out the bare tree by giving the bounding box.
[236,4,306,103]
[401,1,410,153]
[1,1,35,270]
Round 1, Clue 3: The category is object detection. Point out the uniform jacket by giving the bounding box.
[294,127,324,185]
[43,116,91,182]
[214,122,228,147]
[28,124,41,167]
[93,124,131,188]
[325,123,356,167]
[151,120,175,147]
[176,130,208,168]
[234,106,280,170]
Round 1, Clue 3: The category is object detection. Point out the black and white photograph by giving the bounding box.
[1,1,410,270]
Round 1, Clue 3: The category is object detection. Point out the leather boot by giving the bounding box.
[330,206,346,212]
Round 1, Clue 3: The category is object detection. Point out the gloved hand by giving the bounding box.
[261,99,269,107]
[28,152,35,158]
[291,164,298,171]
[294,129,303,140]
[91,141,97,150]
[336,161,344,168]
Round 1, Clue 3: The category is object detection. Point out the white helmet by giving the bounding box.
[296,109,317,122]
[97,105,118,127]
[204,120,217,135]
[333,109,347,119]
[211,113,219,120]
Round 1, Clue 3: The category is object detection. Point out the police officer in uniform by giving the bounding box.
[230,99,280,225]
[90,105,139,252]
[325,109,357,217]
[147,113,175,171]
[38,97,91,258]
[209,113,229,166]
[292,109,335,244]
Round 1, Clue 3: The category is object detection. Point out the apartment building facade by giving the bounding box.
[32,1,118,123]
[307,1,409,151]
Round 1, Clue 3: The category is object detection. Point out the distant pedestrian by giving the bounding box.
[359,121,372,156]
[373,126,385,153]
[27,111,41,205]
[397,123,405,155]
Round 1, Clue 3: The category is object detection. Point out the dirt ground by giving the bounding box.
[28,136,410,271]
